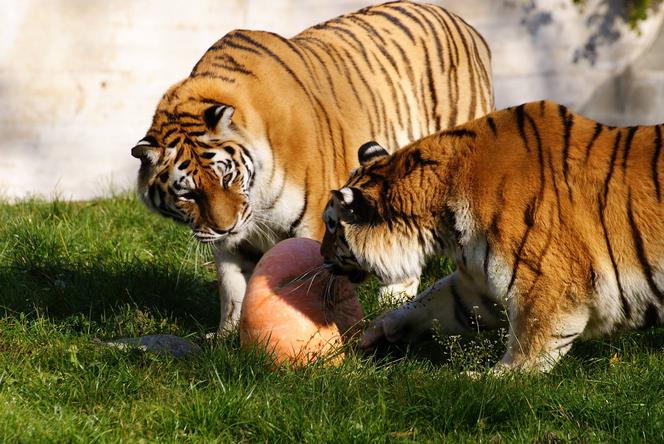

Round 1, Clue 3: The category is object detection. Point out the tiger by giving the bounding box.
[321,100,664,372]
[130,1,494,332]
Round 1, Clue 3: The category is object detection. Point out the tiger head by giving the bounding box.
[320,141,396,284]
[131,80,255,246]
[321,140,449,285]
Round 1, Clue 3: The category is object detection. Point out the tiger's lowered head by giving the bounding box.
[132,82,255,248]
[323,101,664,372]
[320,140,448,287]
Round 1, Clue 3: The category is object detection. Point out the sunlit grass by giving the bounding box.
[0,195,662,442]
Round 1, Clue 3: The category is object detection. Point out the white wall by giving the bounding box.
[1,0,663,200]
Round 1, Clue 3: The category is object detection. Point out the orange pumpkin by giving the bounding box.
[240,238,363,366]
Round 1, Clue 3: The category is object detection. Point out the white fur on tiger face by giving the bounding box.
[321,142,426,299]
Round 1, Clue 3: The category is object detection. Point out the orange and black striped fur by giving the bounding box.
[321,100,664,371]
[130,1,494,331]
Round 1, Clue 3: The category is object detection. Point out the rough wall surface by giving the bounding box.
[1,0,663,199]
[581,24,664,125]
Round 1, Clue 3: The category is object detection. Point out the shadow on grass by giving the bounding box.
[0,261,219,334]
[363,325,664,373]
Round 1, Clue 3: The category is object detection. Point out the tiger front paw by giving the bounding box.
[361,305,431,348]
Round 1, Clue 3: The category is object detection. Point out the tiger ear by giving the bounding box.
[204,104,235,134]
[358,141,389,166]
[131,136,160,165]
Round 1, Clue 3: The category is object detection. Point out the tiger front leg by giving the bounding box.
[362,271,500,347]
[378,275,421,305]
[212,245,256,333]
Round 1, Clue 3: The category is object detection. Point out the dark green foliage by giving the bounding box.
[573,0,662,29]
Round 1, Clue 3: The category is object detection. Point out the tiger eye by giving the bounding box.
[327,219,337,232]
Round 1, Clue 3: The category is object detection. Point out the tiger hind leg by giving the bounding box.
[494,300,590,374]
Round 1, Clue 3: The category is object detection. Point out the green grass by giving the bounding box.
[0,195,662,442]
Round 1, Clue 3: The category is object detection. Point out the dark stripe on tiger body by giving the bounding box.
[524,113,546,204]
[297,40,343,105]
[364,47,406,132]
[653,125,663,202]
[370,9,416,44]
[445,11,478,122]
[559,105,575,201]
[515,105,529,152]
[289,171,309,236]
[545,142,564,224]
[339,46,377,110]
[506,196,538,295]
[429,8,461,127]
[319,24,371,66]
[626,190,664,302]
[597,185,630,318]
[584,123,603,163]
[407,7,447,128]
[622,126,639,174]
[642,304,661,329]
[602,131,623,208]
[421,39,438,135]
[486,117,497,135]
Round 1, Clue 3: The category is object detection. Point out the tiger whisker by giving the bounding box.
[283,278,313,295]
[252,214,291,239]
[194,240,213,273]
[304,269,326,296]
[176,233,197,288]
[252,212,290,229]
[249,218,277,245]
[257,222,278,244]
[242,234,261,252]
[323,273,336,310]
[252,217,281,243]
[278,265,328,290]
[284,269,326,295]
[194,239,201,275]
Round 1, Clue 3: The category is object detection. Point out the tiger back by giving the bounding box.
[131,1,494,331]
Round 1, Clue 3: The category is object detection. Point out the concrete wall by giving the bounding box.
[582,21,664,125]
[1,0,663,200]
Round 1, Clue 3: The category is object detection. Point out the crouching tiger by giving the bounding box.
[321,100,664,372]
[131,1,494,331]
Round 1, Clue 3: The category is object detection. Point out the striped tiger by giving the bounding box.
[130,1,493,332]
[321,100,664,372]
